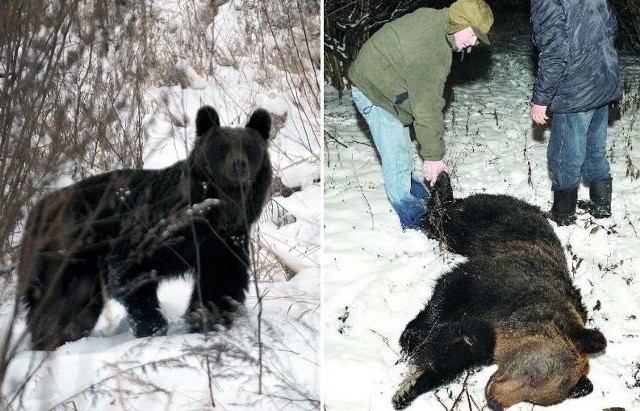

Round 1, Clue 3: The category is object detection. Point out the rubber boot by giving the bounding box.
[578,178,612,218]
[394,179,430,231]
[547,188,578,226]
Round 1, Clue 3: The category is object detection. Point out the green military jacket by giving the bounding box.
[348,8,453,161]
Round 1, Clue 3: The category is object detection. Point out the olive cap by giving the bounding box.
[447,0,494,45]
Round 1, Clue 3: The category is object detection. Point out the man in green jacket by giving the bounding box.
[348,0,493,231]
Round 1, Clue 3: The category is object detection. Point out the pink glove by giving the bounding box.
[422,160,449,187]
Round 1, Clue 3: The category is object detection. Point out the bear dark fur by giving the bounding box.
[18,105,272,350]
[392,173,606,410]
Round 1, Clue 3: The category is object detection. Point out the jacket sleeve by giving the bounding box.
[409,92,446,161]
[401,38,447,161]
[531,0,569,107]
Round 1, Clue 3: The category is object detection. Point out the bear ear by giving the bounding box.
[570,328,607,354]
[568,376,593,398]
[196,106,220,137]
[432,172,454,204]
[246,108,271,140]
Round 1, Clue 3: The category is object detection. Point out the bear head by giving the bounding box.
[192,105,271,190]
[486,327,606,410]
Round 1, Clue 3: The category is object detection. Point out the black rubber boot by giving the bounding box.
[578,178,612,218]
[547,188,578,226]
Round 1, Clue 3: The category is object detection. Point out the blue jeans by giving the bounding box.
[351,87,430,230]
[548,105,611,191]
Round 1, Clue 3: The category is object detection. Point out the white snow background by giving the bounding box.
[0,1,320,410]
[324,15,640,411]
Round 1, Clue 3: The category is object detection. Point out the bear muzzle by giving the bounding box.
[485,378,505,411]
[231,158,248,177]
[486,397,504,411]
[225,158,253,184]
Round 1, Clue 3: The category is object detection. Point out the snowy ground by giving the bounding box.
[1,1,320,410]
[323,17,640,411]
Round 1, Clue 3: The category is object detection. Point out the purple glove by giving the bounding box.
[422,160,449,187]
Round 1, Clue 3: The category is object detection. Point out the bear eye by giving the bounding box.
[205,142,227,164]
[214,142,229,156]
[523,367,543,386]
[244,141,260,158]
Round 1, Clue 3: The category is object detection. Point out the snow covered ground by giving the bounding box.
[1,1,320,410]
[323,17,640,411]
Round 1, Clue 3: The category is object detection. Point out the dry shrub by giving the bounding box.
[611,0,640,54]
[0,0,155,276]
[0,0,157,396]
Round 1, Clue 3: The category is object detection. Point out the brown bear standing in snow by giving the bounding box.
[393,173,606,410]
[19,105,272,350]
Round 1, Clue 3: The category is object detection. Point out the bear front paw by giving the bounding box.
[129,315,168,338]
[392,366,424,410]
[184,298,244,333]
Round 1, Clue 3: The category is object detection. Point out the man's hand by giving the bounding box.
[531,104,549,125]
[422,160,449,187]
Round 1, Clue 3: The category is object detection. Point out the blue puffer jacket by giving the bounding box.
[531,0,623,113]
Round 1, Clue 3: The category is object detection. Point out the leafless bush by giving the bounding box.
[612,0,640,54]
[619,78,640,179]
[0,0,153,278]
[5,331,318,410]
[0,0,157,398]
[246,0,321,158]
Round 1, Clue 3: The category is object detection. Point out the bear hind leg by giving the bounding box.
[27,271,105,350]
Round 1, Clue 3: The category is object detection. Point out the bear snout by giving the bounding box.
[232,158,247,176]
[226,157,250,182]
[484,374,510,411]
[485,379,503,410]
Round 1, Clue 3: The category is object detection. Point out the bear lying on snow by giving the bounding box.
[392,173,606,410]
[19,105,272,350]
